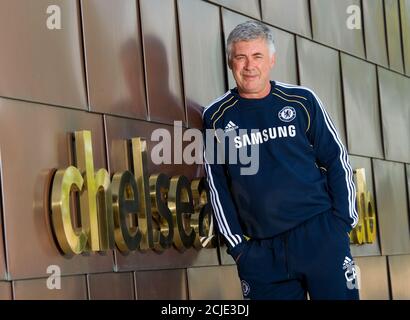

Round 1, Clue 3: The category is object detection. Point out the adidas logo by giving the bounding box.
[342,256,354,270]
[224,121,238,133]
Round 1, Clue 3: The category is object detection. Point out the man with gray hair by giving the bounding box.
[203,20,359,300]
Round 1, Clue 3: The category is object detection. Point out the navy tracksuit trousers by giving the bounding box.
[236,210,360,300]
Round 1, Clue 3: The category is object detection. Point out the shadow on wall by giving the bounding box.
[120,36,204,177]
[120,36,204,127]
[118,37,147,117]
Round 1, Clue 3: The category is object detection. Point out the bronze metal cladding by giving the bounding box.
[81,0,147,118]
[296,37,347,146]
[105,115,202,180]
[0,0,87,109]
[140,0,185,125]
[104,115,218,271]
[0,215,6,280]
[373,160,410,255]
[378,67,410,163]
[388,255,410,299]
[407,165,410,209]
[220,244,236,266]
[0,98,113,280]
[267,28,298,85]
[354,256,390,299]
[88,272,135,300]
[135,269,187,299]
[349,156,381,257]
[400,0,410,75]
[187,265,242,300]
[311,0,365,58]
[208,0,261,19]
[13,275,87,300]
[385,0,405,73]
[0,282,12,300]
[0,0,409,300]
[261,0,312,38]
[221,9,298,87]
[341,54,383,158]
[177,0,226,129]
[362,0,389,67]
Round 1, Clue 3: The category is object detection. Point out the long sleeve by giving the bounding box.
[202,116,246,259]
[307,91,358,230]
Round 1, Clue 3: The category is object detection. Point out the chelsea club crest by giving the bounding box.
[278,106,296,122]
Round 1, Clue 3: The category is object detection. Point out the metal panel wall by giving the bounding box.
[385,0,405,73]
[88,273,135,300]
[220,242,236,266]
[0,0,409,300]
[208,0,260,19]
[311,0,365,58]
[0,98,113,280]
[135,269,187,299]
[388,255,410,299]
[222,9,298,87]
[187,265,242,299]
[178,0,226,129]
[297,37,347,145]
[401,0,410,75]
[0,0,87,109]
[0,215,6,280]
[341,54,383,158]
[373,160,410,255]
[81,0,147,118]
[349,156,381,257]
[105,115,202,185]
[140,0,186,125]
[407,164,410,209]
[378,67,410,163]
[354,256,390,299]
[363,0,389,67]
[261,0,312,38]
[13,275,88,300]
[0,282,12,300]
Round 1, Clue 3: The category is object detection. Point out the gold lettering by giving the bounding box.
[51,166,87,254]
[351,168,377,244]
[75,131,113,251]
[95,169,114,250]
[132,138,156,250]
[168,176,196,251]
[111,171,142,252]
[49,131,213,255]
[149,173,174,251]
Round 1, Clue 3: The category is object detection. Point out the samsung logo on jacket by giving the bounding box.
[234,125,296,148]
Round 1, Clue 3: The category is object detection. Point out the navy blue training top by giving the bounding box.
[202,81,358,257]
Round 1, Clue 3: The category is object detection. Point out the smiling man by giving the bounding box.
[202,21,360,300]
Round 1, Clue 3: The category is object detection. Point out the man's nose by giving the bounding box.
[244,58,255,70]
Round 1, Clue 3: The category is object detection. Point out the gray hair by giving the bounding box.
[227,21,276,61]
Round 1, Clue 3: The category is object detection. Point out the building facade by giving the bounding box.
[0,0,409,300]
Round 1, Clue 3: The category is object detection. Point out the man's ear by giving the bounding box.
[270,54,276,69]
[228,58,233,70]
